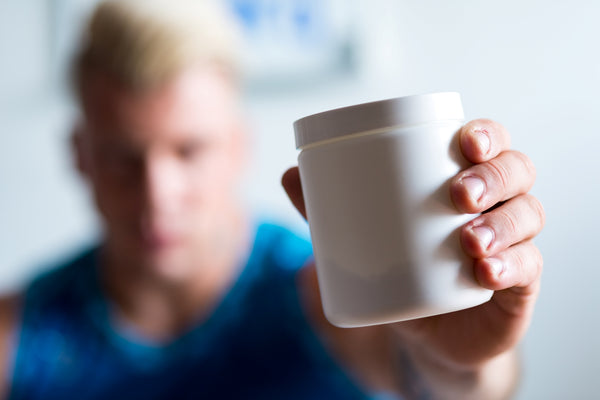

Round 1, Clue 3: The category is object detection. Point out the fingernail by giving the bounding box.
[472,225,494,250]
[474,129,490,155]
[487,257,504,278]
[460,176,485,204]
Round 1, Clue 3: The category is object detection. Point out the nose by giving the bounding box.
[142,154,184,219]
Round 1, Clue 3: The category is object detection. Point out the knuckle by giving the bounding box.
[488,119,507,135]
[513,151,537,180]
[486,158,511,192]
[521,241,544,283]
[520,241,544,286]
[533,244,544,276]
[524,194,546,230]
[512,248,528,285]
[497,207,519,237]
[486,151,537,196]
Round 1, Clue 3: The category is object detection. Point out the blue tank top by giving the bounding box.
[8,223,416,400]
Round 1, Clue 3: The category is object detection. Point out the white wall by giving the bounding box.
[1,1,599,398]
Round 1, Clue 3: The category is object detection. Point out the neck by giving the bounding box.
[99,208,251,343]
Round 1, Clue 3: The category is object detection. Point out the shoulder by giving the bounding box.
[0,247,98,397]
[25,246,98,308]
[0,293,21,397]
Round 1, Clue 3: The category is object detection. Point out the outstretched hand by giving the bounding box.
[282,119,545,371]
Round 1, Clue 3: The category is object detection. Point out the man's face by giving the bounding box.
[76,67,245,278]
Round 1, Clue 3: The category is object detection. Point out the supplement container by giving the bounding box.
[294,92,493,328]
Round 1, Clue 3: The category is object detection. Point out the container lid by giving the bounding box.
[293,92,464,149]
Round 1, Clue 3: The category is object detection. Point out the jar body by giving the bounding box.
[298,121,493,328]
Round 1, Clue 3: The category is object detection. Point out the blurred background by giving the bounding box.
[0,0,598,398]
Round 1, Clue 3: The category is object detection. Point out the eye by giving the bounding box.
[94,142,143,173]
[177,140,206,161]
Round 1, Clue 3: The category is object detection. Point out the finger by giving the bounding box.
[450,150,537,214]
[281,167,307,219]
[460,119,511,163]
[461,194,546,258]
[473,240,543,293]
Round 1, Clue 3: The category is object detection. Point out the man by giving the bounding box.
[0,0,544,399]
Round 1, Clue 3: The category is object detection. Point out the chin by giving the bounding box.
[140,247,192,282]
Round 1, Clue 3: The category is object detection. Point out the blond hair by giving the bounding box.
[73,0,241,95]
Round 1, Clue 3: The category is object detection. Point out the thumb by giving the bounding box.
[281,167,307,220]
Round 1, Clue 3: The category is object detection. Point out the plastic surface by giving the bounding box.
[295,93,492,328]
[294,92,464,149]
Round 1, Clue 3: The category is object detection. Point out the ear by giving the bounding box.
[71,122,90,179]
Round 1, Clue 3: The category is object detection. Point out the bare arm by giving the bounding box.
[0,295,19,400]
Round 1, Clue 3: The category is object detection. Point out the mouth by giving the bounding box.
[139,225,183,252]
